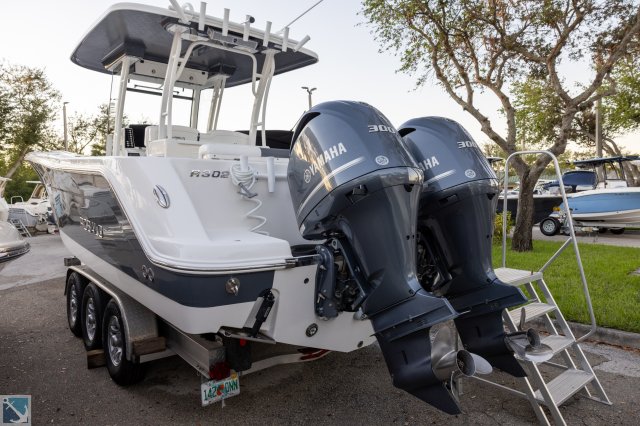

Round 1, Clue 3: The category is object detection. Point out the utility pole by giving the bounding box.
[301,86,316,110]
[595,98,604,182]
[63,101,69,151]
[595,51,604,181]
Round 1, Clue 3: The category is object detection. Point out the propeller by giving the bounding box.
[505,308,554,363]
[431,325,493,381]
[430,325,493,406]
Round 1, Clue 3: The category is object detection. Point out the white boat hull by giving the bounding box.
[28,151,375,352]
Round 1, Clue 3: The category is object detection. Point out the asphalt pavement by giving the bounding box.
[0,233,70,291]
[1,234,639,425]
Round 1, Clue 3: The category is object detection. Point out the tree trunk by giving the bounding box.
[511,170,540,251]
[4,146,31,179]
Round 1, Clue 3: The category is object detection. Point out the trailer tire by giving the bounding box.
[66,272,85,338]
[103,300,145,386]
[81,283,106,350]
[610,228,625,235]
[539,217,560,236]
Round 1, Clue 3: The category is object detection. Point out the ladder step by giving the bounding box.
[535,369,594,406]
[9,219,31,237]
[508,302,556,324]
[541,335,575,355]
[495,267,543,287]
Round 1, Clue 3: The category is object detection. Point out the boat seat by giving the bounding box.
[144,125,199,145]
[199,130,251,145]
[198,143,261,160]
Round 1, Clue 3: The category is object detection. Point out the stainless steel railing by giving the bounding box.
[501,150,596,342]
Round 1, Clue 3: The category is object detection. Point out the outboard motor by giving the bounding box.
[289,101,473,414]
[399,117,530,376]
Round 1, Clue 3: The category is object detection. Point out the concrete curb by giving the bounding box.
[531,318,640,350]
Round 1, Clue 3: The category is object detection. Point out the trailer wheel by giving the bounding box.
[66,272,85,337]
[81,283,106,350]
[103,300,145,386]
[539,217,560,236]
[610,227,625,235]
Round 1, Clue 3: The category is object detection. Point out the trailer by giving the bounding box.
[63,260,330,406]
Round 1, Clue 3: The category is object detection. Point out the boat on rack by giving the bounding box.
[26,1,544,413]
[540,156,640,235]
[8,180,53,230]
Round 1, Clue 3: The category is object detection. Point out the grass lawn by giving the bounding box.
[492,239,640,333]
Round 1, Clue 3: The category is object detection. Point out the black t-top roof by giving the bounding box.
[573,155,640,168]
[71,3,318,87]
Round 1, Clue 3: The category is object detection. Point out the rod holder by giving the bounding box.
[198,2,206,31]
[263,21,272,47]
[222,8,230,36]
[266,157,275,193]
[281,27,289,52]
[293,35,310,52]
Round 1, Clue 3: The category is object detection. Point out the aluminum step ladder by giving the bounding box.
[472,151,611,425]
[9,218,31,238]
[493,267,611,425]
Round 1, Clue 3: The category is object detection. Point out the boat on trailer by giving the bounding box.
[27,1,550,413]
[540,156,640,235]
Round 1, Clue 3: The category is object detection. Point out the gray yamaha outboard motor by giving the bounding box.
[399,117,529,376]
[288,102,469,414]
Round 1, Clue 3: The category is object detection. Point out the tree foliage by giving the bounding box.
[67,103,123,156]
[513,50,640,184]
[362,0,640,250]
[0,62,61,180]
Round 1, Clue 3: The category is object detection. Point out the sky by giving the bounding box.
[1,0,638,154]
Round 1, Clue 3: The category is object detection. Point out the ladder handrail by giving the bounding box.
[501,150,596,342]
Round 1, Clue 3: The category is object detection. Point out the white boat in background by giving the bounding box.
[540,156,640,235]
[0,177,10,222]
[8,180,53,230]
[0,221,30,272]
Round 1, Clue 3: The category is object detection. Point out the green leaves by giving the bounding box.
[362,0,640,250]
[0,62,61,179]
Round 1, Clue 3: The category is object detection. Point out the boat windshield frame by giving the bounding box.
[573,156,639,188]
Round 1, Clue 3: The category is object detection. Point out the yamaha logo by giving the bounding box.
[303,142,348,184]
[375,155,389,166]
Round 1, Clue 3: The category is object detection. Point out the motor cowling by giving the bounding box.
[399,117,528,376]
[288,102,468,414]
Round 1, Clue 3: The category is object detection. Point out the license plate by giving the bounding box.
[201,372,240,406]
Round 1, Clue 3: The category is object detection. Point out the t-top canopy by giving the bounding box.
[573,155,640,168]
[71,3,318,87]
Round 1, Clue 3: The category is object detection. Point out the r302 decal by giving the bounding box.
[189,170,230,178]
